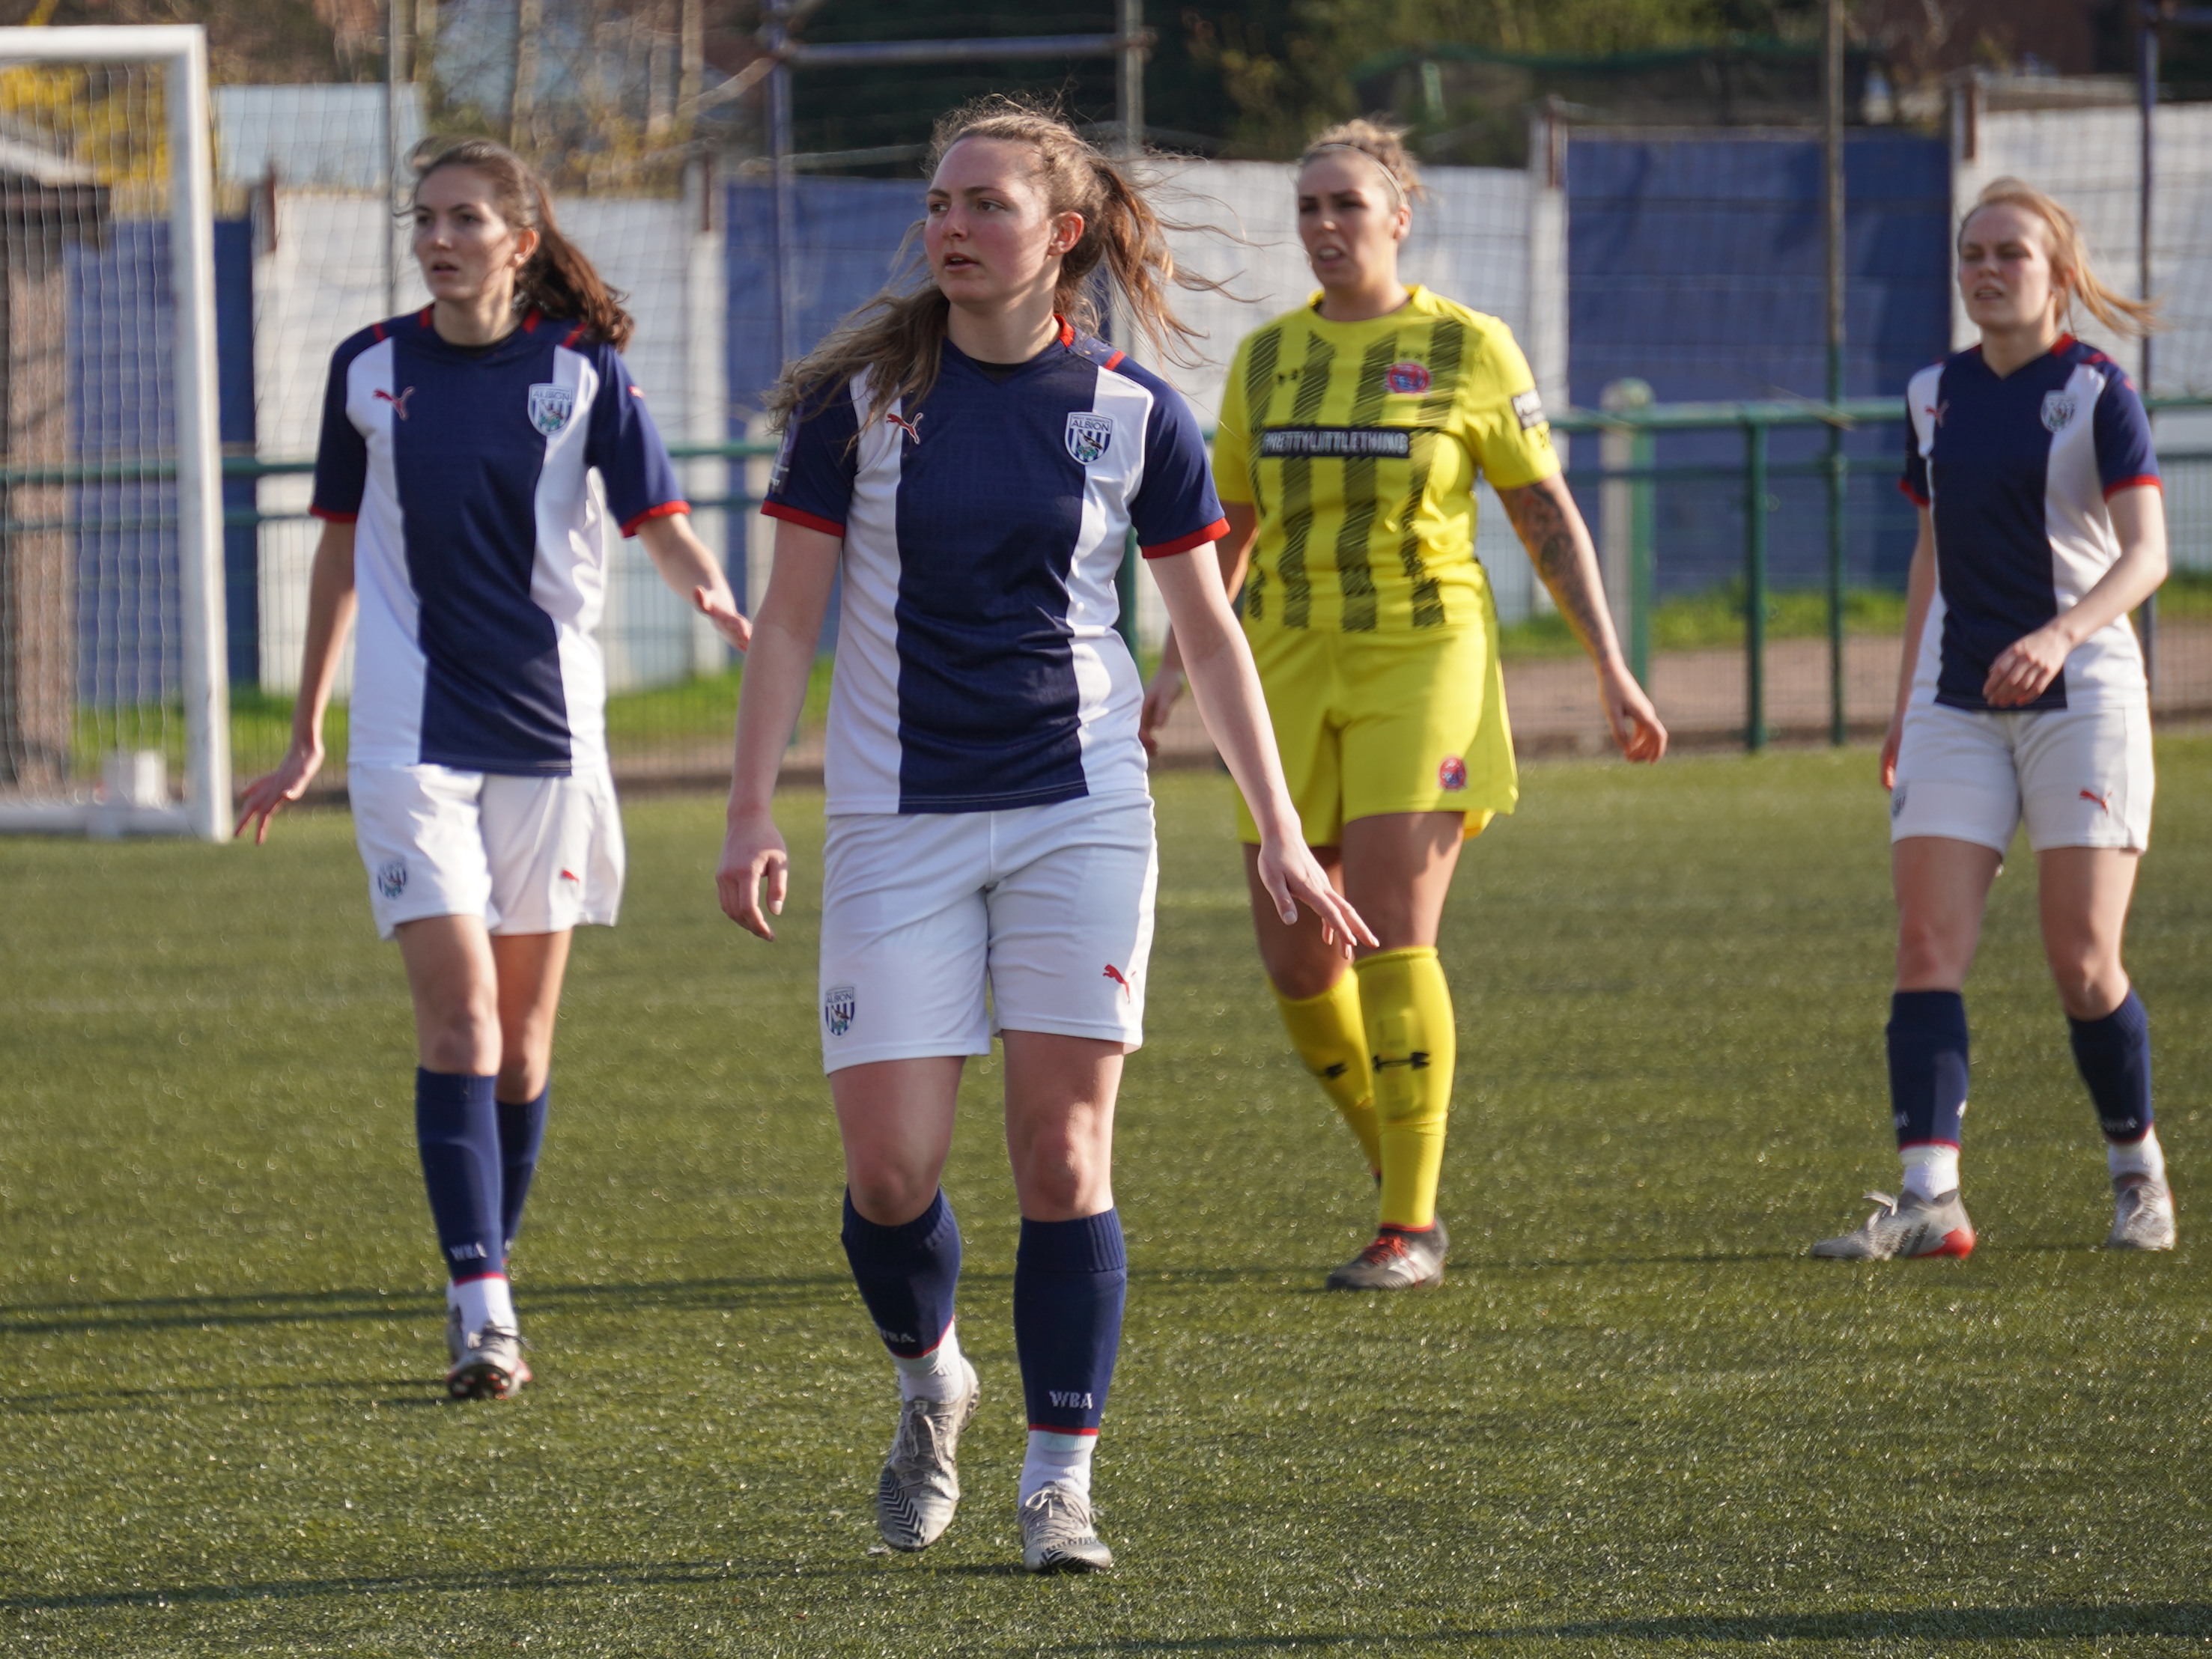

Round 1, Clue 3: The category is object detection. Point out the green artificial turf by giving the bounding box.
[3,745,2210,1656]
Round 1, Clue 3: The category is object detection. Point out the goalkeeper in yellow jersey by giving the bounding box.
[1141,119,1667,1289]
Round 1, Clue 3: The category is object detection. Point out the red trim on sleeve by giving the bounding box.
[562,323,588,347]
[1140,517,1231,559]
[762,500,846,538]
[521,310,542,333]
[1055,314,1075,347]
[1897,479,1930,507]
[418,306,432,327]
[620,499,690,537]
[1102,349,1125,371]
[309,506,359,523]
[2103,475,2162,499]
[371,322,386,343]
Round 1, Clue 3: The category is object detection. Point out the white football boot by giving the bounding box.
[875,1357,980,1551]
[447,1324,531,1400]
[2106,1174,2177,1251]
[1811,1190,1975,1260]
[1019,1484,1113,1574]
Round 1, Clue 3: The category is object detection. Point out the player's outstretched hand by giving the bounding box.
[234,740,324,845]
[717,809,789,940]
[1137,666,1185,761]
[1256,836,1378,961]
[694,585,754,654]
[1599,660,1668,762]
[1983,622,2067,709]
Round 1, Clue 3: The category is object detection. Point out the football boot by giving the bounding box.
[1019,1484,1113,1574]
[2106,1173,2177,1251]
[1326,1216,1449,1290]
[1811,1189,1975,1261]
[875,1357,980,1551]
[447,1324,532,1400]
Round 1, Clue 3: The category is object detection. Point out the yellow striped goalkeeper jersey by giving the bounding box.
[1212,287,1559,633]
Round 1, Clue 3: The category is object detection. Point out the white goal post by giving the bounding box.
[0,25,225,839]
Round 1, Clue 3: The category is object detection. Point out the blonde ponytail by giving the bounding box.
[1963,177,2160,341]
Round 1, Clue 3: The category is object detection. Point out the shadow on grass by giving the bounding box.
[1064,1603,2212,1648]
[0,1273,863,1337]
[1,1377,437,1414]
[0,1554,1033,1614]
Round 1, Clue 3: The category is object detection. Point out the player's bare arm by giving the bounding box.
[1140,502,1257,758]
[234,518,359,843]
[635,512,753,653]
[1494,475,1668,761]
[717,517,839,940]
[1984,483,2166,708]
[1882,508,1938,790]
[1149,546,1376,958]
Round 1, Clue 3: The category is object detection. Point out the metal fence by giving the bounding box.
[189,390,2212,797]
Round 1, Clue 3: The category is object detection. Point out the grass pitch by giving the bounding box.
[4,743,2210,1656]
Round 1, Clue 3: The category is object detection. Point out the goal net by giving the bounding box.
[0,25,224,838]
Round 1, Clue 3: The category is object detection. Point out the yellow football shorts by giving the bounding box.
[1234,621,1519,847]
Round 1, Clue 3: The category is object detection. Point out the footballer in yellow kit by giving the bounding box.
[1142,121,1666,1291]
[1212,284,1553,847]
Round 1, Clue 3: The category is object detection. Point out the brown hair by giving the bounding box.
[1961,177,2160,340]
[1297,118,1429,207]
[765,96,1225,430]
[411,137,635,350]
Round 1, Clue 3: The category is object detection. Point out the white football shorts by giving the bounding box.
[350,762,625,940]
[816,792,1158,1073]
[1889,700,2153,854]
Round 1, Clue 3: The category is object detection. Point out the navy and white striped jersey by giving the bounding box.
[764,322,1227,815]
[1900,336,2158,712]
[312,309,687,776]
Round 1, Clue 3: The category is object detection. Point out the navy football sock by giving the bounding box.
[841,1189,961,1359]
[1013,1209,1126,1437]
[2070,989,2154,1144]
[1888,990,1969,1158]
[415,1068,503,1282]
[496,1083,550,1260]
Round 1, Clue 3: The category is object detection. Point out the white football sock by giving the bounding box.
[2109,1125,2167,1185]
[449,1273,516,1334]
[1019,1430,1095,1506]
[890,1321,966,1404]
[1900,1144,1960,1202]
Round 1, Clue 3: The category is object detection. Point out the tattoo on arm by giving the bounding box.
[1503,478,1616,661]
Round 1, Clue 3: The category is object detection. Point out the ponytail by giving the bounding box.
[767,95,1229,430]
[411,137,636,351]
[1963,177,2160,341]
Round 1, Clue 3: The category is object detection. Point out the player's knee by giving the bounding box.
[845,1158,941,1227]
[2047,948,2123,1020]
[418,996,500,1076]
[1895,919,1969,987]
[1011,1131,1102,1215]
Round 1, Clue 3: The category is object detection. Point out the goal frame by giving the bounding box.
[0,25,226,840]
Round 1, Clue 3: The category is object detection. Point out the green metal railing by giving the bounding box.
[16,399,2211,755]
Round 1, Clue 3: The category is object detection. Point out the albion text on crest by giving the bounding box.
[1065,411,1114,464]
[2041,391,2078,433]
[528,383,577,436]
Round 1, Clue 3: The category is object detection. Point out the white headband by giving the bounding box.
[1300,142,1406,209]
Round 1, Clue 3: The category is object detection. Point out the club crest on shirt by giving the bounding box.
[1065,411,1114,465]
[1386,360,1430,395]
[2041,391,2078,433]
[527,383,577,436]
[824,983,857,1038]
[375,859,407,900]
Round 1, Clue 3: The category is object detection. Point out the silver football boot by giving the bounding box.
[2106,1174,2177,1251]
[1019,1484,1113,1574]
[875,1357,980,1551]
[1811,1189,1976,1260]
[446,1324,532,1400]
[1326,1217,1449,1290]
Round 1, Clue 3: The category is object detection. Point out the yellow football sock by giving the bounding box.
[1272,974,1382,1175]
[1355,946,1455,1231]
